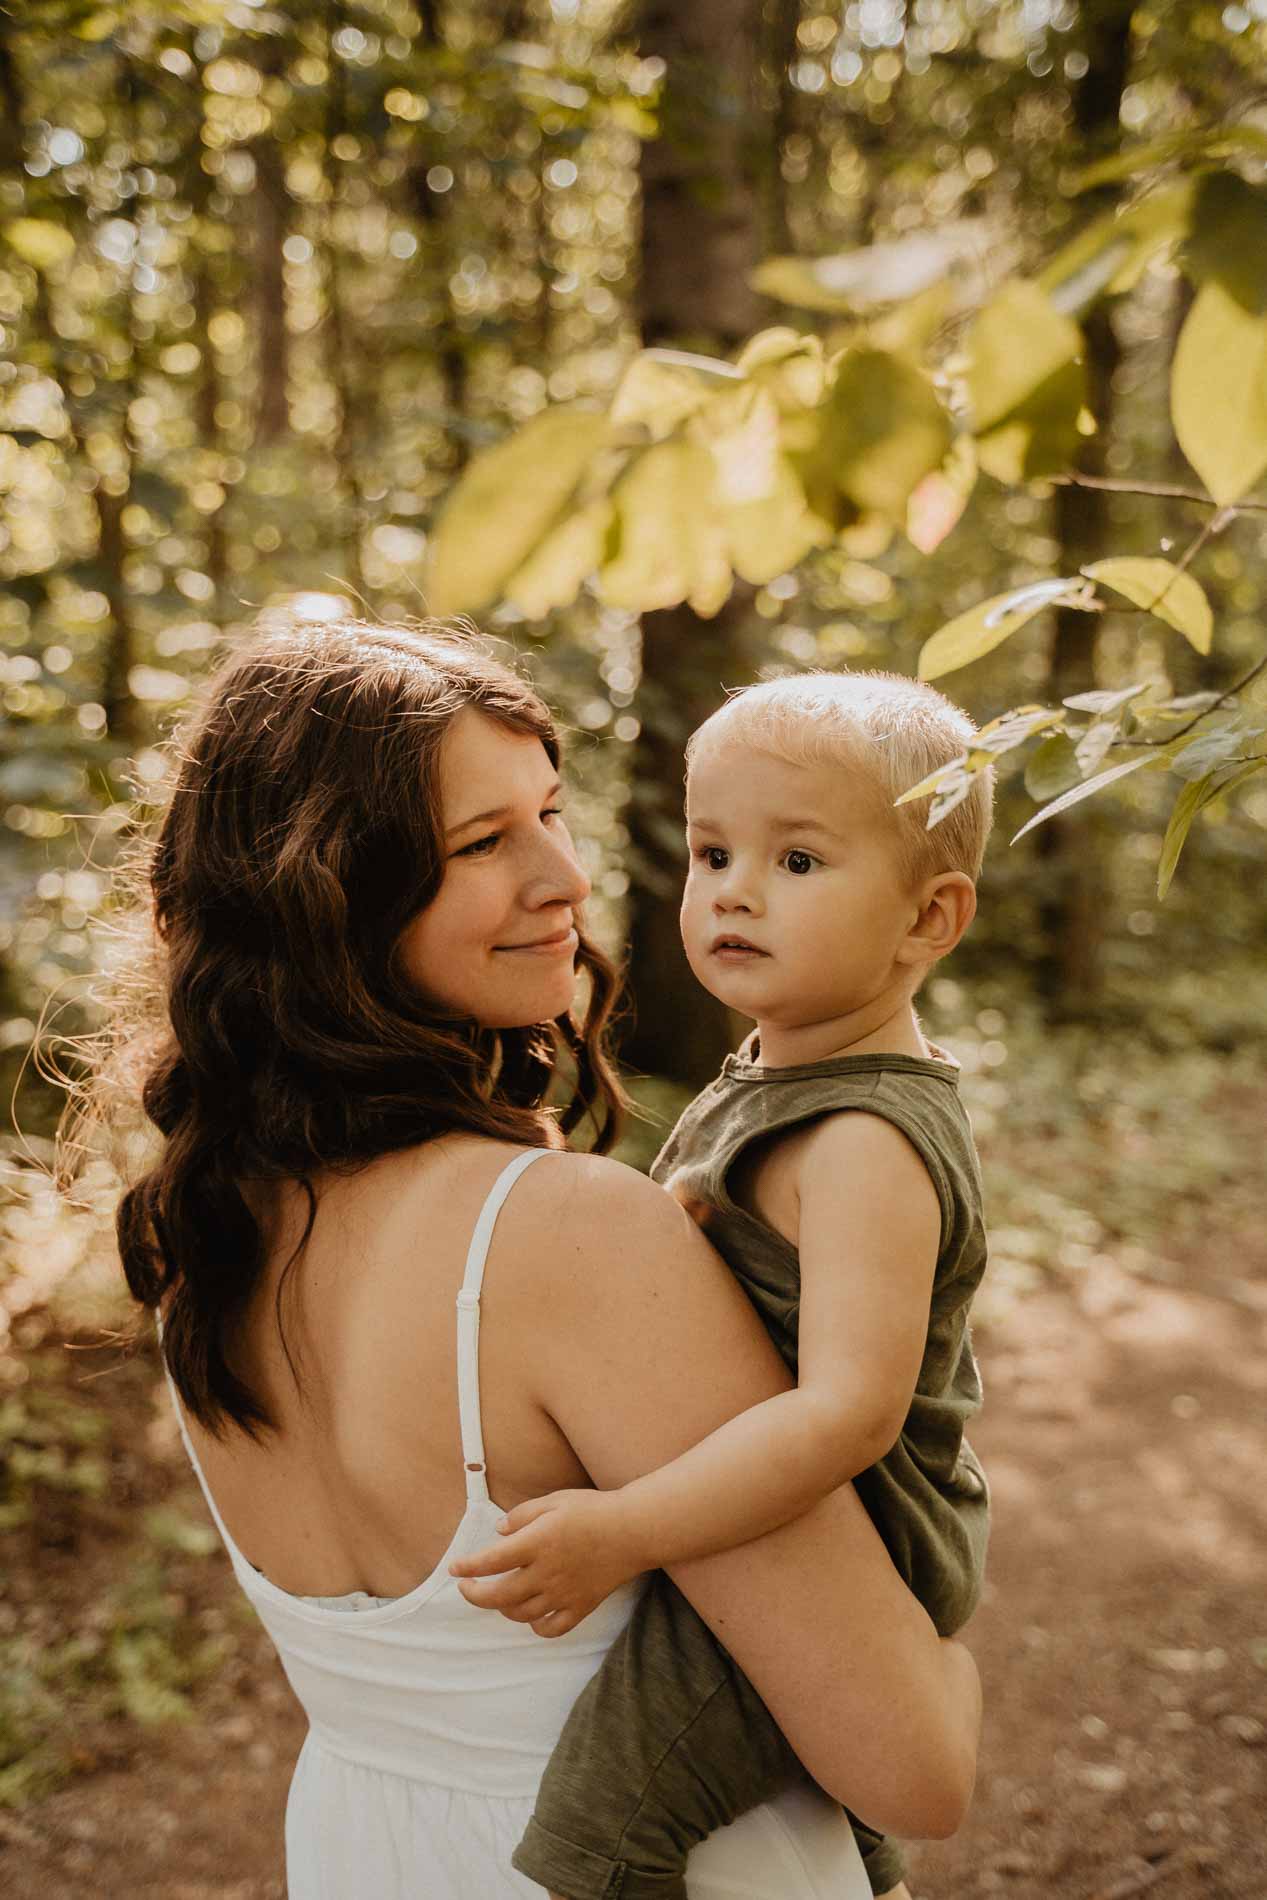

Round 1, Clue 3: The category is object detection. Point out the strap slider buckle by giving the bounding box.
[456,1290,481,1311]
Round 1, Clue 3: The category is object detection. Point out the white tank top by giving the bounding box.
[165,1147,869,1899]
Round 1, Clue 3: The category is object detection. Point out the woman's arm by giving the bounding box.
[473,1153,979,1838]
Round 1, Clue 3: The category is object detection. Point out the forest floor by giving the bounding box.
[2,1055,1265,1900]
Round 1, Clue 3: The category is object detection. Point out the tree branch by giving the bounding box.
[1051,472,1267,515]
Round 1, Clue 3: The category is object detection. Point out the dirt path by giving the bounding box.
[5,1248,1265,1900]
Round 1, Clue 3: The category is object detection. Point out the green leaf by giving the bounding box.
[917,577,1087,681]
[1025,733,1083,801]
[1069,125,1267,192]
[1169,720,1265,781]
[425,408,613,615]
[1038,181,1195,313]
[733,328,826,411]
[751,230,977,313]
[610,350,737,435]
[1062,683,1152,716]
[824,350,951,518]
[1171,181,1267,503]
[3,219,76,270]
[906,435,977,554]
[1083,557,1213,653]
[1157,760,1267,898]
[1011,752,1159,843]
[1184,172,1267,314]
[968,703,1066,760]
[598,440,731,618]
[966,281,1085,435]
[502,498,613,618]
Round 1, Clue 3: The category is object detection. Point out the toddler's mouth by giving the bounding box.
[710,934,769,958]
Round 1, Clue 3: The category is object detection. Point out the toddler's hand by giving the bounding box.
[449,1489,640,1638]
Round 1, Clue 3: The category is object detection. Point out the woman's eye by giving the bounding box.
[783,850,816,875]
[456,832,500,858]
[541,806,563,824]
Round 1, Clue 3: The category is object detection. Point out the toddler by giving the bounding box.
[453,670,994,1900]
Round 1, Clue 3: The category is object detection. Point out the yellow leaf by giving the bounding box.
[503,499,613,619]
[975,357,1086,483]
[734,328,826,411]
[966,281,1084,435]
[424,408,612,615]
[1084,557,1213,653]
[917,577,1085,681]
[1171,280,1267,505]
[906,435,977,553]
[598,441,731,617]
[825,350,951,518]
[610,352,728,435]
[4,219,75,270]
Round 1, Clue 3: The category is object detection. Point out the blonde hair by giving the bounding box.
[686,670,994,881]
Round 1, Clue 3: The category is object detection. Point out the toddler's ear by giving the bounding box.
[896,872,976,967]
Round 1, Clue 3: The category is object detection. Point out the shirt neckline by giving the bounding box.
[721,1035,961,1086]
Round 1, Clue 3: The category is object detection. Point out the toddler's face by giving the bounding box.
[680,736,924,1036]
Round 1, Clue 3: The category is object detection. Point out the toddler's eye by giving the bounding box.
[784,849,816,875]
[703,846,729,871]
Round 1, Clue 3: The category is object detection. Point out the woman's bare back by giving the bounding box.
[183,1137,590,1599]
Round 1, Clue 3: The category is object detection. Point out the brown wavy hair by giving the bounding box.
[94,613,625,1439]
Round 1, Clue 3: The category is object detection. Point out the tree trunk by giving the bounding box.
[1035,1,1135,1018]
[322,3,366,594]
[250,37,290,448]
[621,0,767,1085]
[408,2,469,472]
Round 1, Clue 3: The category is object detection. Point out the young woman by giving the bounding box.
[91,615,979,1899]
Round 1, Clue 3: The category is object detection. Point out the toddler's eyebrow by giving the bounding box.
[686,814,842,840]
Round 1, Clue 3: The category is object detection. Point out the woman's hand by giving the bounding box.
[451,1488,644,1637]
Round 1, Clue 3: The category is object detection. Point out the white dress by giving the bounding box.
[167,1149,869,1899]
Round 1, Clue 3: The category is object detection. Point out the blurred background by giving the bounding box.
[1,3,1264,1896]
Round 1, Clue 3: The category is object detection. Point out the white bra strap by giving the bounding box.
[457,1148,553,1504]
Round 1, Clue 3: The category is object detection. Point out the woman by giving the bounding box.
[92,615,979,1899]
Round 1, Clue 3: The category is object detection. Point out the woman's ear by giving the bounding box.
[895,872,977,968]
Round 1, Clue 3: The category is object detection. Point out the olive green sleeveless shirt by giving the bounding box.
[514,1040,989,1900]
[652,1036,989,1632]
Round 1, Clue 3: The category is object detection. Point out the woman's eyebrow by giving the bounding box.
[446,780,562,837]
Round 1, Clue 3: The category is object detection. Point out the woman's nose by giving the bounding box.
[530,822,591,907]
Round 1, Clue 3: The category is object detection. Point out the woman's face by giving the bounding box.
[396,708,591,1028]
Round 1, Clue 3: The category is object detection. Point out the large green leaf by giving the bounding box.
[823,350,951,518]
[1157,760,1267,898]
[733,328,827,411]
[1025,733,1083,801]
[1070,126,1267,192]
[610,350,738,436]
[917,577,1086,681]
[1171,282,1267,505]
[1083,557,1213,653]
[425,408,613,615]
[1184,172,1267,313]
[966,281,1085,434]
[598,440,731,618]
[502,498,613,618]
[752,226,985,314]
[1038,182,1195,314]
[1011,752,1159,843]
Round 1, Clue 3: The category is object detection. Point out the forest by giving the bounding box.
[1,3,1265,1896]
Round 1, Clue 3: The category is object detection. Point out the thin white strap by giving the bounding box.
[154,1314,248,1571]
[457,1148,553,1504]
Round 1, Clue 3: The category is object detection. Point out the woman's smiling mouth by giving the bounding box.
[495,926,579,955]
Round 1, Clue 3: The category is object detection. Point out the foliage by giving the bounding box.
[426,146,1267,901]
